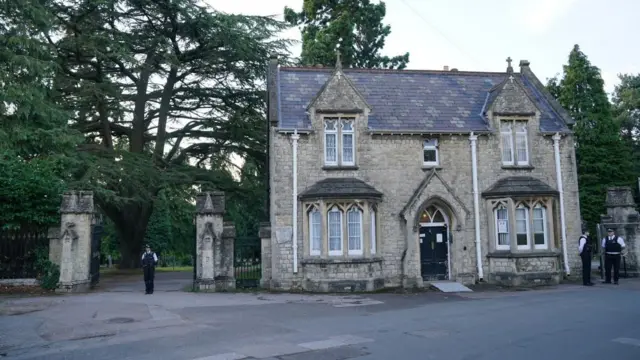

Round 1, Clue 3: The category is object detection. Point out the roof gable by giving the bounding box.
[486,76,538,116]
[307,67,370,113]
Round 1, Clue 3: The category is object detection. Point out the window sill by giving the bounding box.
[301,257,383,265]
[322,165,359,171]
[501,165,535,170]
[422,165,442,171]
[487,250,561,259]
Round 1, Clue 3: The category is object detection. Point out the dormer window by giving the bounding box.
[423,138,439,166]
[323,116,356,167]
[500,120,529,166]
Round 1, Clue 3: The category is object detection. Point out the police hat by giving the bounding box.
[145,244,151,248]
[607,228,614,232]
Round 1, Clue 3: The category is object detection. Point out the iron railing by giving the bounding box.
[235,236,261,288]
[0,227,49,279]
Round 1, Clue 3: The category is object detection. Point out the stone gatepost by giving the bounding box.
[600,186,639,277]
[55,191,95,292]
[259,222,272,289]
[194,191,235,291]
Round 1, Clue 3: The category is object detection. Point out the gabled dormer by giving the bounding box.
[307,54,371,170]
[307,53,371,116]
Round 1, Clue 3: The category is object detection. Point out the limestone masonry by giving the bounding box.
[263,55,583,292]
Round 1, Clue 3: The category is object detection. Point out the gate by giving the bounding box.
[235,236,261,288]
[90,220,103,287]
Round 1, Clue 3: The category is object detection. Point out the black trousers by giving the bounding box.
[143,265,155,293]
[604,254,621,283]
[580,253,592,285]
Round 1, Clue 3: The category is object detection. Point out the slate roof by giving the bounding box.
[482,176,558,197]
[276,67,571,133]
[298,178,383,200]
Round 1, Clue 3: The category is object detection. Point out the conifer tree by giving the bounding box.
[547,45,634,229]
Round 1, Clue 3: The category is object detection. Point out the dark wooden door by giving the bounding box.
[419,225,448,280]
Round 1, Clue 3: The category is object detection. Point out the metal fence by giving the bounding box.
[0,227,49,279]
[235,236,261,288]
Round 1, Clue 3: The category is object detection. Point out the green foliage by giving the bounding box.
[1,0,293,265]
[285,0,409,69]
[612,73,640,177]
[0,155,67,227]
[547,45,634,230]
[33,246,60,290]
[226,158,267,237]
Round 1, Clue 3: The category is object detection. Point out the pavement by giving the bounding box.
[1,272,639,360]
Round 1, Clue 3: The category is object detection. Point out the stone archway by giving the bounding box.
[414,197,458,281]
[413,195,460,232]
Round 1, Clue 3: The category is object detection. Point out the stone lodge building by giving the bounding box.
[262,55,582,292]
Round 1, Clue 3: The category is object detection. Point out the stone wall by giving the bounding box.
[600,187,639,277]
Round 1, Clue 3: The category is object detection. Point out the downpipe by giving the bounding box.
[553,133,570,275]
[291,129,300,273]
[469,132,484,280]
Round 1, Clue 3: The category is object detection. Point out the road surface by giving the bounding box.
[1,273,639,360]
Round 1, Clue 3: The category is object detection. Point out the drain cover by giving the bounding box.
[106,317,134,324]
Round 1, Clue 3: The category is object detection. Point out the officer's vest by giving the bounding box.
[604,236,622,253]
[579,236,591,254]
[142,252,156,266]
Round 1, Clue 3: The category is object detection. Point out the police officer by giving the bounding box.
[578,229,594,286]
[601,228,626,285]
[141,244,158,294]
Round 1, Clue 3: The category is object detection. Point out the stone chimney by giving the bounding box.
[519,60,530,73]
[267,55,279,127]
[443,65,449,71]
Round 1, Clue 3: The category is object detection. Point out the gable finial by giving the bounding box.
[506,56,513,74]
[335,49,342,71]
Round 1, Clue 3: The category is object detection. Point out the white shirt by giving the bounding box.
[601,236,626,254]
[578,236,588,254]
[141,251,158,262]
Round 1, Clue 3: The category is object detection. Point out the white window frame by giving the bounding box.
[324,119,338,166]
[423,138,439,166]
[341,119,355,166]
[328,207,343,256]
[533,204,548,250]
[515,123,529,165]
[495,205,510,250]
[323,116,356,167]
[370,208,377,255]
[347,207,363,255]
[500,122,514,166]
[309,208,322,256]
[515,205,530,250]
[500,119,530,166]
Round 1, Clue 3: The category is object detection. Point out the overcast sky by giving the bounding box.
[207,0,639,95]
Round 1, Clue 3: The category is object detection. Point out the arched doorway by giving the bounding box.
[419,205,450,281]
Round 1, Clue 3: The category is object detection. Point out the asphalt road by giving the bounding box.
[1,275,639,360]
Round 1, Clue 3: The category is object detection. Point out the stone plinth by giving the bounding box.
[194,191,235,291]
[56,191,94,293]
[259,222,272,289]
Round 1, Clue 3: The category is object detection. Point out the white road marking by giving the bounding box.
[298,335,373,350]
[190,352,246,360]
[612,337,640,347]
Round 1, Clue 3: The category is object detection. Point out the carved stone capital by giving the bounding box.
[61,191,94,214]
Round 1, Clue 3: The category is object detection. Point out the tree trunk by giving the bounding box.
[112,203,154,269]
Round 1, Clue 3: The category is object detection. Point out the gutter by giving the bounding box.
[552,132,570,275]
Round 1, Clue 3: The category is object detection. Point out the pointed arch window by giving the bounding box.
[347,207,363,255]
[309,208,322,256]
[515,205,530,249]
[328,206,343,256]
[495,204,510,250]
[533,204,548,249]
